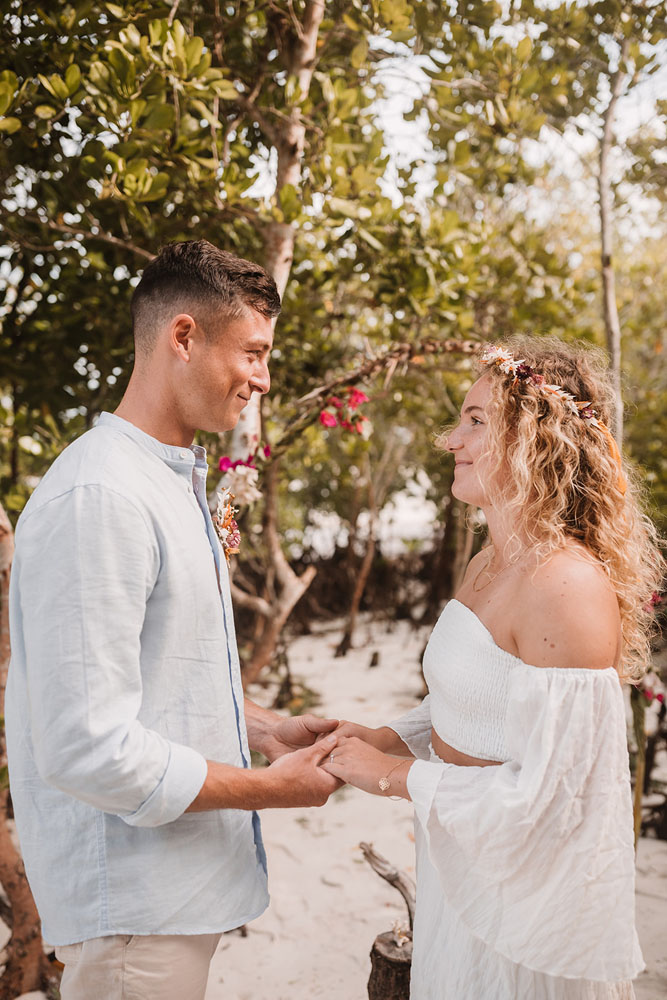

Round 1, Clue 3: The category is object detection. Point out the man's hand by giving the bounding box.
[263,713,339,760]
[187,733,343,812]
[261,738,342,807]
[244,697,338,762]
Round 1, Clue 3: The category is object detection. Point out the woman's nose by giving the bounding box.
[446,425,462,451]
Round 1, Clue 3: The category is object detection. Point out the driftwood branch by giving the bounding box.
[359,841,416,931]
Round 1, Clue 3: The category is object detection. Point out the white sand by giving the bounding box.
[206,616,667,1000]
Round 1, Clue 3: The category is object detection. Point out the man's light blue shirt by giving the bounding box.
[6,413,269,945]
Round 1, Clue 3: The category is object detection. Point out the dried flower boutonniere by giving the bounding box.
[213,488,241,562]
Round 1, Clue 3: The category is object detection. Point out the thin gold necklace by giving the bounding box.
[471,550,510,593]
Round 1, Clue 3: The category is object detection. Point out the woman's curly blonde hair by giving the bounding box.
[464,335,663,681]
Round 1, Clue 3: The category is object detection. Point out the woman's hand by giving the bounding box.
[321,720,412,756]
[319,736,413,799]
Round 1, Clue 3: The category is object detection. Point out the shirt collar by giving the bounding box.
[97,412,208,476]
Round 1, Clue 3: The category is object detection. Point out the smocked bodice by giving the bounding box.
[422,598,523,762]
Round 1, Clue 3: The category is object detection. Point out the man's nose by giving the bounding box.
[250,360,271,395]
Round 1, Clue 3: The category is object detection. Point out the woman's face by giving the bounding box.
[445,375,496,507]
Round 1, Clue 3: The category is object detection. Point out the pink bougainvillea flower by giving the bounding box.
[219,456,233,472]
[263,445,271,459]
[656,693,665,704]
[328,396,344,410]
[347,388,370,411]
[319,410,337,428]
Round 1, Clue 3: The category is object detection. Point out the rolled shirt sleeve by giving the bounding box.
[16,484,207,827]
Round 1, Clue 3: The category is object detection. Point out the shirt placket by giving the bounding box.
[191,456,267,874]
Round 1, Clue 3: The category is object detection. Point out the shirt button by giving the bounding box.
[179,451,188,459]
[187,485,193,493]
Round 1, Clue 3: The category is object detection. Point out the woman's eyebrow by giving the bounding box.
[463,404,484,415]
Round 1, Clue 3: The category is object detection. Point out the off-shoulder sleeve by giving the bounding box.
[389,694,432,760]
[407,666,643,982]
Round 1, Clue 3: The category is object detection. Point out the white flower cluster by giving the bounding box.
[221,464,262,506]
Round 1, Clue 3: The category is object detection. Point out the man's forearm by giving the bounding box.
[185,760,280,812]
[243,697,281,758]
[185,733,339,813]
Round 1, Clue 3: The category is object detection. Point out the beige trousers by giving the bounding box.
[55,932,222,1000]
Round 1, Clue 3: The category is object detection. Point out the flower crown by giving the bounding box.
[480,346,600,426]
[479,344,627,495]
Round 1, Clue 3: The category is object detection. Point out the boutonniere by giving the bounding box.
[213,488,241,562]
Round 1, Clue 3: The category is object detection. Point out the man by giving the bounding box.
[6,240,339,1000]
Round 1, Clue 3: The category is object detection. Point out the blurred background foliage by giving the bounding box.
[0,0,665,580]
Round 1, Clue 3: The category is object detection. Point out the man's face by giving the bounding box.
[188,307,274,434]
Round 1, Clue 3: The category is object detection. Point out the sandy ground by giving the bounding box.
[205,616,667,1000]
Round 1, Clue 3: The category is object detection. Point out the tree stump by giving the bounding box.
[368,930,412,1000]
[360,842,415,1000]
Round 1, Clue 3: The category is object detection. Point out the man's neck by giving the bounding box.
[114,375,194,448]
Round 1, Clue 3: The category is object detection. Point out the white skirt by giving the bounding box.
[411,818,636,1000]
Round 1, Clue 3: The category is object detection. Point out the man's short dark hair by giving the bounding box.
[130,240,281,354]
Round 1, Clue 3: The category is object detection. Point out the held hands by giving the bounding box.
[263,733,342,807]
[263,713,339,761]
[319,736,413,799]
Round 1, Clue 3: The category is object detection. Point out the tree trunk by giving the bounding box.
[335,471,377,658]
[420,490,469,625]
[336,435,410,655]
[0,503,59,998]
[224,2,325,681]
[241,461,316,686]
[598,39,629,446]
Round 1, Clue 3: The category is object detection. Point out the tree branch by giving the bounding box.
[15,213,154,261]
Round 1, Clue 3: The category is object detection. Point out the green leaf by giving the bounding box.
[516,36,532,62]
[38,73,69,102]
[34,104,57,119]
[137,172,169,202]
[209,78,238,100]
[185,37,204,73]
[142,104,175,130]
[149,19,166,47]
[0,116,21,133]
[0,83,14,117]
[65,64,81,95]
[125,157,149,178]
[350,38,369,69]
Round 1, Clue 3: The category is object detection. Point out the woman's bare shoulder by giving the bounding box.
[511,548,620,670]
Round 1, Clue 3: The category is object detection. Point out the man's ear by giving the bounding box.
[168,313,198,362]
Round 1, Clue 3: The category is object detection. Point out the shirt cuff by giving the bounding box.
[121,744,208,828]
[407,759,448,829]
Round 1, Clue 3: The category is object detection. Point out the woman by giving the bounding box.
[321,337,663,999]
